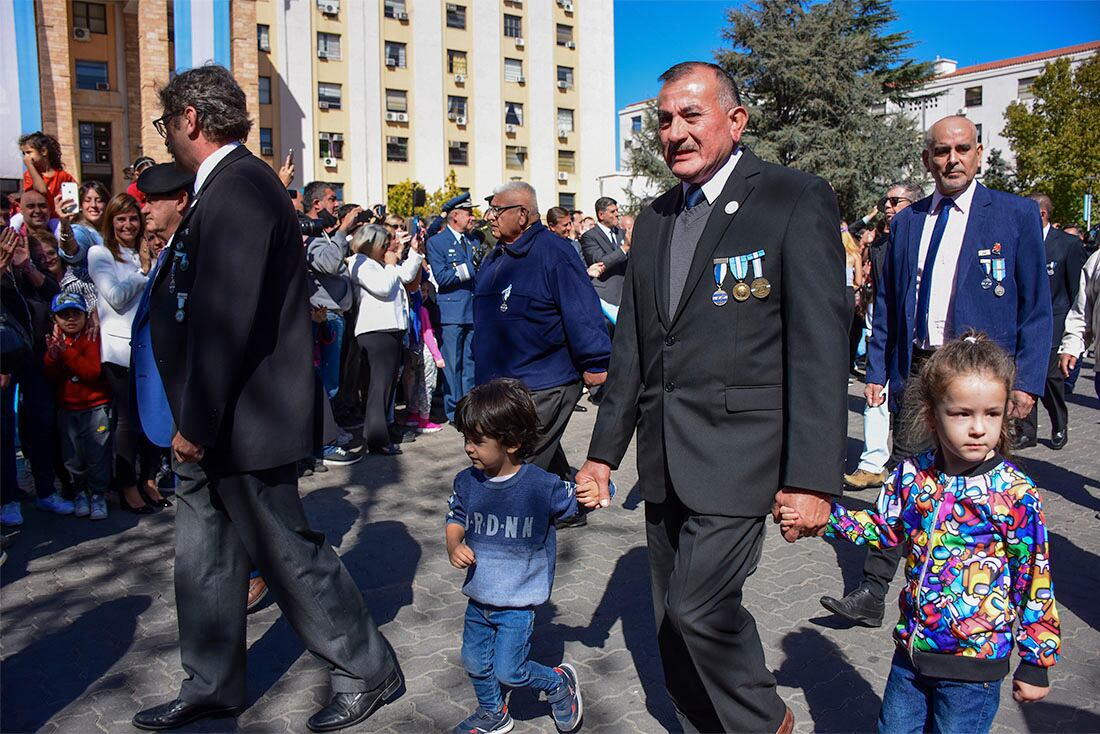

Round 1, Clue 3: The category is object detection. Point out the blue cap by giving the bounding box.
[51,292,89,314]
[441,192,473,213]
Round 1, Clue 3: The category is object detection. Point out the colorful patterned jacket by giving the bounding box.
[827,449,1060,686]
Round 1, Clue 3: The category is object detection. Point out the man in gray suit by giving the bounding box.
[580,196,630,308]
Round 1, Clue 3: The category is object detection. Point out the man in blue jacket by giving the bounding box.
[473,182,611,482]
[820,114,1052,628]
[426,193,478,421]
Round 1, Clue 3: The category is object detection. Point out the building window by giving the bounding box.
[259,76,272,104]
[975,123,982,144]
[557,108,574,132]
[449,141,469,166]
[75,60,109,91]
[77,121,112,186]
[964,86,982,107]
[384,41,407,68]
[448,50,468,76]
[631,115,642,133]
[384,0,407,18]
[557,66,574,87]
[448,96,468,118]
[559,192,575,210]
[446,3,466,29]
[505,145,526,170]
[258,24,271,52]
[505,102,524,126]
[318,82,342,109]
[558,150,575,173]
[72,1,108,34]
[387,136,409,162]
[330,183,344,202]
[386,89,408,113]
[259,128,273,156]
[503,14,522,38]
[504,58,524,83]
[556,24,573,46]
[1018,76,1037,101]
[317,32,341,60]
[319,132,344,159]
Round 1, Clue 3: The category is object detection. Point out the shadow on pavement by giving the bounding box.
[1013,455,1100,515]
[1018,697,1100,733]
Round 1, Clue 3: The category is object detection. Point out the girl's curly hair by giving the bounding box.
[18,131,63,170]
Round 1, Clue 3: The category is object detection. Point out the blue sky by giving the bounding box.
[614,0,1100,110]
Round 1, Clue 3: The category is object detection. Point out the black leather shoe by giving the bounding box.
[132,699,242,731]
[819,587,885,627]
[556,510,588,529]
[1011,434,1037,451]
[307,669,402,732]
[1050,429,1068,450]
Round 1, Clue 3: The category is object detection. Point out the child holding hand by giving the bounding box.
[446,378,606,734]
[781,333,1060,734]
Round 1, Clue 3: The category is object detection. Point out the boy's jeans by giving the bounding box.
[461,600,563,712]
[59,405,112,496]
[878,651,1001,734]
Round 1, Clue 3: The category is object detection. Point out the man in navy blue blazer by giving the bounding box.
[426,193,478,421]
[820,115,1052,628]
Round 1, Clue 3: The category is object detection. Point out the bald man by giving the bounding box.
[822,115,1052,628]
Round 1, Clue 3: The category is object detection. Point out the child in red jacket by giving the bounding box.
[42,293,111,520]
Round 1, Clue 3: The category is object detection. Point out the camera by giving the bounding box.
[297,213,327,238]
[355,209,379,225]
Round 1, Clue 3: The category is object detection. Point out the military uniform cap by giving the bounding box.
[442,192,473,213]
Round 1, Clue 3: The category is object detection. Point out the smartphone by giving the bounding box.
[60,181,79,215]
[410,216,421,238]
[287,149,294,166]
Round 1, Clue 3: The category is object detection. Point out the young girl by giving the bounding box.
[781,332,1060,734]
[19,132,76,220]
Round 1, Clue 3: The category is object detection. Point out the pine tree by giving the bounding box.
[623,103,679,214]
[981,148,1017,195]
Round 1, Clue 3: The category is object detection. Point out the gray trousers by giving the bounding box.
[59,405,112,496]
[528,381,582,481]
[173,459,393,707]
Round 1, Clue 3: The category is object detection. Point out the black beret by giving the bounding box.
[136,163,195,196]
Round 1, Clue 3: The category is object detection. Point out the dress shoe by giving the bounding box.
[132,699,242,731]
[1050,429,1068,450]
[1011,434,1037,451]
[776,707,794,734]
[819,586,885,627]
[368,444,402,456]
[307,668,402,732]
[843,468,890,490]
[246,575,269,614]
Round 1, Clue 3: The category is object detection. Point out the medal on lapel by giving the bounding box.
[991,257,1006,297]
[747,249,771,299]
[728,254,751,302]
[175,293,189,322]
[980,258,993,289]
[500,284,513,312]
[712,258,729,306]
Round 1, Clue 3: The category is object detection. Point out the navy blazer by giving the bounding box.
[867,182,1052,411]
[427,227,476,325]
[1044,227,1089,348]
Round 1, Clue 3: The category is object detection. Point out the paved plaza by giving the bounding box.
[2,366,1099,734]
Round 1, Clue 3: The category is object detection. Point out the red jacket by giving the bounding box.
[42,332,110,411]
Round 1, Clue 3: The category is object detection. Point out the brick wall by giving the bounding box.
[133,0,171,162]
[231,1,260,146]
[35,0,76,173]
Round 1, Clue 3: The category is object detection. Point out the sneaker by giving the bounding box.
[323,444,362,466]
[843,468,890,490]
[452,706,514,734]
[298,461,314,478]
[404,411,421,428]
[73,493,91,518]
[36,492,75,515]
[418,418,444,434]
[89,495,108,520]
[0,502,24,527]
[548,664,582,732]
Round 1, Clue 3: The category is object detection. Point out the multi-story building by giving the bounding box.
[1,0,616,212]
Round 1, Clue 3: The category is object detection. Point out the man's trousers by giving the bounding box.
[1018,349,1068,442]
[528,381,582,481]
[440,323,476,421]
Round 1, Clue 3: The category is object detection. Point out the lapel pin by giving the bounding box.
[725,201,740,215]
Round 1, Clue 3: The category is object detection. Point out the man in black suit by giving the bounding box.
[1016,193,1089,449]
[577,62,848,733]
[132,66,398,733]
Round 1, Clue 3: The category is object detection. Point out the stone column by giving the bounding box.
[231,0,259,135]
[35,0,76,171]
[124,0,170,161]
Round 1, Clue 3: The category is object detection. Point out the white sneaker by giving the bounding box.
[36,491,75,515]
[89,495,108,520]
[0,502,24,527]
[73,493,91,517]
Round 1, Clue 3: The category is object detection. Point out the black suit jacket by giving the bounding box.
[1044,227,1089,349]
[580,225,628,306]
[149,146,315,473]
[586,149,849,516]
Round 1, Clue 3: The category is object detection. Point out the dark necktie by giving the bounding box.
[684,185,705,211]
[913,197,954,346]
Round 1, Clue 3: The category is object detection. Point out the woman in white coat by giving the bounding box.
[349,223,424,455]
[87,193,168,513]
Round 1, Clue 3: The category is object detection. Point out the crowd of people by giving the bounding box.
[1,58,1098,734]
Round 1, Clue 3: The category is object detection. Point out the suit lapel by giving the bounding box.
[904,196,934,312]
[654,187,683,330]
[669,150,761,326]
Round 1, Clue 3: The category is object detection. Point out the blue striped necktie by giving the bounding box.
[914,197,954,346]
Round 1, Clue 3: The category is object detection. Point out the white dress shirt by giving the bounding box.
[597,222,619,248]
[446,225,473,282]
[192,142,242,197]
[916,179,977,348]
[682,147,744,205]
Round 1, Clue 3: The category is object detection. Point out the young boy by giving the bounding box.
[446,378,604,734]
[42,293,111,520]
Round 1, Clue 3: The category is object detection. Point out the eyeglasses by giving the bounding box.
[152,114,174,139]
[486,204,524,217]
[879,196,912,208]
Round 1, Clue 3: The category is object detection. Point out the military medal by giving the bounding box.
[980,258,993,289]
[991,257,1006,297]
[728,254,751,302]
[712,259,729,306]
[175,293,188,322]
[500,284,512,312]
[747,250,770,299]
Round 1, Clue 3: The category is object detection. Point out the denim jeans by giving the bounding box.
[878,651,1001,734]
[313,312,345,400]
[461,600,563,712]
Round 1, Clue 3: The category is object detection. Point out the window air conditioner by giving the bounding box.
[395,11,409,21]
[454,74,466,84]
[95,82,111,91]
[385,112,399,121]
[624,139,633,148]
[557,172,568,181]
[456,116,467,126]
[386,58,399,68]
[73,27,91,41]
[565,41,576,49]
[319,100,331,109]
[516,75,526,84]
[396,112,409,122]
[563,2,574,12]
[557,81,569,89]
[558,128,569,138]
[323,157,337,168]
[261,146,274,156]
[515,38,525,48]
[318,0,339,15]
[505,124,517,134]
[318,50,329,60]
[447,112,458,121]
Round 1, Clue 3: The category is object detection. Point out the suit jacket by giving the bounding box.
[1044,227,1089,349]
[580,225,628,306]
[586,149,849,517]
[867,183,1052,411]
[426,227,476,325]
[147,146,314,473]
[131,249,174,447]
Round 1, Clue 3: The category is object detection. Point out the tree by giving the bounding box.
[387,170,469,218]
[1003,54,1100,224]
[715,0,935,218]
[623,103,679,214]
[981,148,1017,195]
[387,178,423,218]
[425,169,466,216]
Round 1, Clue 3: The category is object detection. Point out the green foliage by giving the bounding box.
[715,0,935,218]
[386,178,422,218]
[623,103,679,214]
[981,148,1017,195]
[387,170,470,218]
[425,169,466,216]
[1003,55,1100,224]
